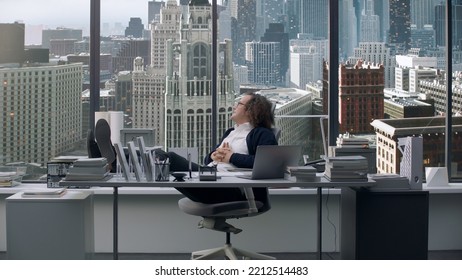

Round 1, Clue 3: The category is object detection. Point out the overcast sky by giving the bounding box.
[0,0,168,28]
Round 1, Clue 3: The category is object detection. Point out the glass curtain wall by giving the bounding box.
[0,0,459,181]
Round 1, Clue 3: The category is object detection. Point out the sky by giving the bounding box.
[0,0,182,29]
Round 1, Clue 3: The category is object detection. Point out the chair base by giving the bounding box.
[191,244,276,260]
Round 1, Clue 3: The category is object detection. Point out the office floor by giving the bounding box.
[1,251,462,260]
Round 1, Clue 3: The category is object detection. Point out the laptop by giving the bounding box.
[236,145,301,180]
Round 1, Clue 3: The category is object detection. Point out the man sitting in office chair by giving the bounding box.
[160,92,278,205]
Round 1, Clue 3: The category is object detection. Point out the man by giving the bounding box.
[172,92,278,204]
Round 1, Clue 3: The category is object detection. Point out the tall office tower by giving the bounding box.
[232,0,257,65]
[284,0,300,40]
[351,42,396,88]
[339,0,358,59]
[261,23,289,85]
[112,38,150,72]
[0,23,25,64]
[411,25,436,51]
[289,45,322,89]
[218,3,232,42]
[337,60,385,134]
[245,41,282,86]
[388,0,411,52]
[410,0,435,29]
[435,1,462,49]
[374,0,389,42]
[164,0,235,156]
[132,0,181,145]
[256,0,285,39]
[0,63,83,165]
[360,0,380,43]
[125,17,145,38]
[300,0,328,39]
[148,0,165,24]
[41,28,82,49]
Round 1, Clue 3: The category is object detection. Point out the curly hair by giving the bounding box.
[242,92,275,129]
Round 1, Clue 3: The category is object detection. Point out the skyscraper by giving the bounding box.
[435,1,462,49]
[300,0,328,39]
[132,0,181,146]
[410,0,435,29]
[246,41,282,86]
[232,0,257,65]
[388,0,411,51]
[360,0,380,42]
[1,64,83,165]
[261,23,289,85]
[164,0,235,156]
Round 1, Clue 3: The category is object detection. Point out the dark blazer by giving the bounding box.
[204,126,278,168]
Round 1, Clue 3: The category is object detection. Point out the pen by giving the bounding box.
[187,153,192,179]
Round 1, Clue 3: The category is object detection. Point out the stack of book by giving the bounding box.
[336,136,369,148]
[285,166,317,182]
[65,158,109,181]
[324,155,368,182]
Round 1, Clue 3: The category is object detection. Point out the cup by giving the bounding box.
[154,163,170,181]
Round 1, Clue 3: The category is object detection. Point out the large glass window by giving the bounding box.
[0,0,458,182]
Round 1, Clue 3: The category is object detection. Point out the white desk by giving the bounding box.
[59,174,375,260]
[6,191,94,259]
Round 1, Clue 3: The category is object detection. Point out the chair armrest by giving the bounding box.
[241,187,258,214]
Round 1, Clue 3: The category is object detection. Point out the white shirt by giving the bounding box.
[214,122,253,171]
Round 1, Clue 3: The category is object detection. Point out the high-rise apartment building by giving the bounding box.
[0,63,83,165]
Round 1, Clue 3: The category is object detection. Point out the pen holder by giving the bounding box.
[154,163,170,181]
[199,165,217,181]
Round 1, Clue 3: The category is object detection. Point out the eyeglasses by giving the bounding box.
[235,101,246,107]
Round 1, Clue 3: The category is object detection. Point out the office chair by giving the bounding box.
[178,128,280,260]
[178,186,274,260]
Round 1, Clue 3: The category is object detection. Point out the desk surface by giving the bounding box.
[58,174,376,189]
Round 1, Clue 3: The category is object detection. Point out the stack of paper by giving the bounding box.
[22,188,68,198]
[324,155,368,182]
[336,136,369,148]
[0,166,26,187]
[65,158,109,181]
[368,173,410,189]
[285,166,317,182]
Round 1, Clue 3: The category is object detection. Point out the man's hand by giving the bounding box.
[211,142,233,163]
